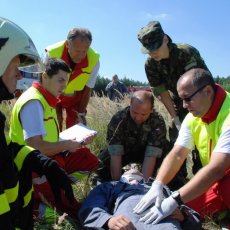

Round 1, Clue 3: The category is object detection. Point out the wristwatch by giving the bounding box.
[171,191,184,205]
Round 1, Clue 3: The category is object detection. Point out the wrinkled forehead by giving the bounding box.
[177,74,194,90]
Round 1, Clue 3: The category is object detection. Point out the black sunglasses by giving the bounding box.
[181,85,207,102]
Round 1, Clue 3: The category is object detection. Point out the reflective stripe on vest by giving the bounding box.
[46,41,99,94]
[4,138,19,205]
[5,182,19,204]
[13,145,35,208]
[0,193,10,214]
[23,187,33,208]
[14,145,34,170]
[10,87,59,144]
[186,92,230,166]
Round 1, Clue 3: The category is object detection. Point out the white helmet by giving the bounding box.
[0,17,40,76]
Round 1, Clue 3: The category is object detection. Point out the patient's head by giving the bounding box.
[120,169,144,184]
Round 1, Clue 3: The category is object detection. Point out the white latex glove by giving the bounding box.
[172,116,181,131]
[140,195,178,224]
[133,180,164,214]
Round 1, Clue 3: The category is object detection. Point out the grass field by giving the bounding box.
[3,94,222,229]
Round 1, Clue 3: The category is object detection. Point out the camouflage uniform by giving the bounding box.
[138,21,209,120]
[145,40,208,175]
[107,106,168,160]
[96,106,185,190]
[145,40,209,121]
[137,21,207,178]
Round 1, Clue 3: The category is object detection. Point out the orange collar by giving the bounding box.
[32,82,60,108]
[202,84,226,124]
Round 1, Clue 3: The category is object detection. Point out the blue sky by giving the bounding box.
[1,0,230,83]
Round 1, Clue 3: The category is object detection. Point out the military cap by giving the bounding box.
[138,21,165,53]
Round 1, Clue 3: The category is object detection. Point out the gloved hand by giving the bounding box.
[26,150,74,203]
[140,195,178,224]
[172,116,181,131]
[133,180,164,214]
[43,160,75,203]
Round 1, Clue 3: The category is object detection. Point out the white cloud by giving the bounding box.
[141,12,169,20]
[155,13,168,19]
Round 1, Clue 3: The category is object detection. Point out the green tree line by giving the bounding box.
[93,75,149,96]
[93,75,230,96]
[215,75,230,92]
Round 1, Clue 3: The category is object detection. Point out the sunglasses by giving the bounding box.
[181,85,207,102]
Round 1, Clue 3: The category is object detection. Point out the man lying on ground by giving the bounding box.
[79,168,201,230]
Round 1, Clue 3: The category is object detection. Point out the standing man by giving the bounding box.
[138,21,209,175]
[45,28,100,129]
[105,74,128,102]
[0,17,75,229]
[96,91,185,190]
[134,68,230,223]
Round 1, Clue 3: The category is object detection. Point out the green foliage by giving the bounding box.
[93,74,230,97]
[214,75,230,92]
[92,75,110,97]
[122,76,149,87]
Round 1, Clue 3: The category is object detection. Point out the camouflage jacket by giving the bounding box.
[145,42,209,120]
[107,106,169,158]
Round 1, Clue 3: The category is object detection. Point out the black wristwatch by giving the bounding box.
[171,191,184,205]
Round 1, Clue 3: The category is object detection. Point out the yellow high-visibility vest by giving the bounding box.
[46,41,99,94]
[10,87,59,144]
[185,92,230,166]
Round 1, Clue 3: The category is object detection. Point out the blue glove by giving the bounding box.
[133,180,164,214]
[140,195,179,224]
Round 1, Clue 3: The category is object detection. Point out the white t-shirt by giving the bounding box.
[20,100,46,140]
[86,61,100,88]
[175,118,230,154]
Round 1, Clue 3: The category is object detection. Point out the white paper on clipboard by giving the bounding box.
[59,122,97,142]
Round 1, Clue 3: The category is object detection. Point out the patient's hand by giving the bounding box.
[107,215,136,230]
[170,208,185,222]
